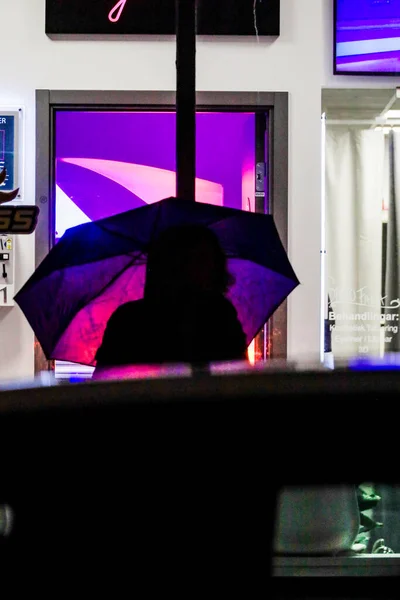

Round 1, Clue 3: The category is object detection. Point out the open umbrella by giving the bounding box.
[15,197,299,365]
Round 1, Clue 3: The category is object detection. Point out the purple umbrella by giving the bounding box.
[15,197,299,365]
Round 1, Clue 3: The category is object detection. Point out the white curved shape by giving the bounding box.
[55,185,91,238]
[59,158,224,206]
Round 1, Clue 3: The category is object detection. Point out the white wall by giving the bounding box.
[2,0,389,379]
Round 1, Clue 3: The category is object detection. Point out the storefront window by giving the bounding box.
[313,89,400,574]
[323,89,400,366]
[55,111,256,237]
[53,109,269,378]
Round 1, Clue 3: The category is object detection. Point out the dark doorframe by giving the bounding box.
[35,90,289,373]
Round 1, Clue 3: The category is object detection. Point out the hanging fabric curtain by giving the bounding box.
[384,131,400,352]
[325,127,385,359]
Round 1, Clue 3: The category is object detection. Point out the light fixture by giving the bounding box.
[374,126,392,135]
[383,110,400,119]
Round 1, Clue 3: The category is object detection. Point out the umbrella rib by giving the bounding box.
[95,214,295,280]
[96,223,149,248]
[95,201,163,247]
[207,217,298,280]
[226,254,299,282]
[248,292,297,345]
[77,254,141,312]
[50,255,141,359]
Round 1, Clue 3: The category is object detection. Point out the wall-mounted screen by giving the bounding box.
[334,0,400,75]
[46,0,280,36]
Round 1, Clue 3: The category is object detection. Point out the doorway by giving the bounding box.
[35,91,289,378]
[321,88,400,366]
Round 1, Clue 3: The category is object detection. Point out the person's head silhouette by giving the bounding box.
[144,225,233,299]
[94,224,247,372]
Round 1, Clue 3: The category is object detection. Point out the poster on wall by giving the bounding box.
[0,110,20,197]
[0,108,37,234]
[46,0,280,36]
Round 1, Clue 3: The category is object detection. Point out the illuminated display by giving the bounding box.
[335,0,400,74]
[46,0,280,36]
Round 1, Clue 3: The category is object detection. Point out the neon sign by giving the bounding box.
[46,1,280,37]
[108,0,127,23]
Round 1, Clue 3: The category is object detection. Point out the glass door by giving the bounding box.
[53,109,269,379]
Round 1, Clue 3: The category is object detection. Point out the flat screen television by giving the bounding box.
[46,0,280,36]
[334,0,400,75]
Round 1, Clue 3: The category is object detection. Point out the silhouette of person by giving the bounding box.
[94,225,248,373]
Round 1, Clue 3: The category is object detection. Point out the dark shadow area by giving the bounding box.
[1,369,400,593]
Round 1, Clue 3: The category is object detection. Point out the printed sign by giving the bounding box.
[328,282,400,356]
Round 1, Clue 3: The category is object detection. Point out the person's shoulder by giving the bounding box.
[204,292,236,309]
[109,299,147,322]
[197,292,238,317]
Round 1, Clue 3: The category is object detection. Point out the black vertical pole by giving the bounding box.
[176,0,196,200]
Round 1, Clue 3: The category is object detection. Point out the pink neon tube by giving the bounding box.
[108,0,127,23]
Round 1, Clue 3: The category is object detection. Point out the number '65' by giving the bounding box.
[0,206,39,234]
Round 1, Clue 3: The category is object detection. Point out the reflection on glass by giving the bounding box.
[354,484,397,555]
[55,111,256,240]
[273,483,398,557]
[274,485,360,555]
[0,504,13,537]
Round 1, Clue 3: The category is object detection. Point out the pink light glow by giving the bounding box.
[242,162,256,364]
[54,265,145,366]
[241,164,255,213]
[108,0,127,23]
[54,263,147,366]
[92,363,192,381]
[60,158,224,206]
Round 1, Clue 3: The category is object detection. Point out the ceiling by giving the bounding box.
[321,88,400,121]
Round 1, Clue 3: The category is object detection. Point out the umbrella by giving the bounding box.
[15,197,300,365]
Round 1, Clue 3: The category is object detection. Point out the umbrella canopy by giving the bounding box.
[15,197,299,365]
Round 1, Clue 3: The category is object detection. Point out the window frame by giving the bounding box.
[35,90,289,373]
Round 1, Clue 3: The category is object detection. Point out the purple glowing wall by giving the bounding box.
[55,111,255,238]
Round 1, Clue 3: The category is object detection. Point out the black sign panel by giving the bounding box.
[0,206,39,234]
[46,0,280,36]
